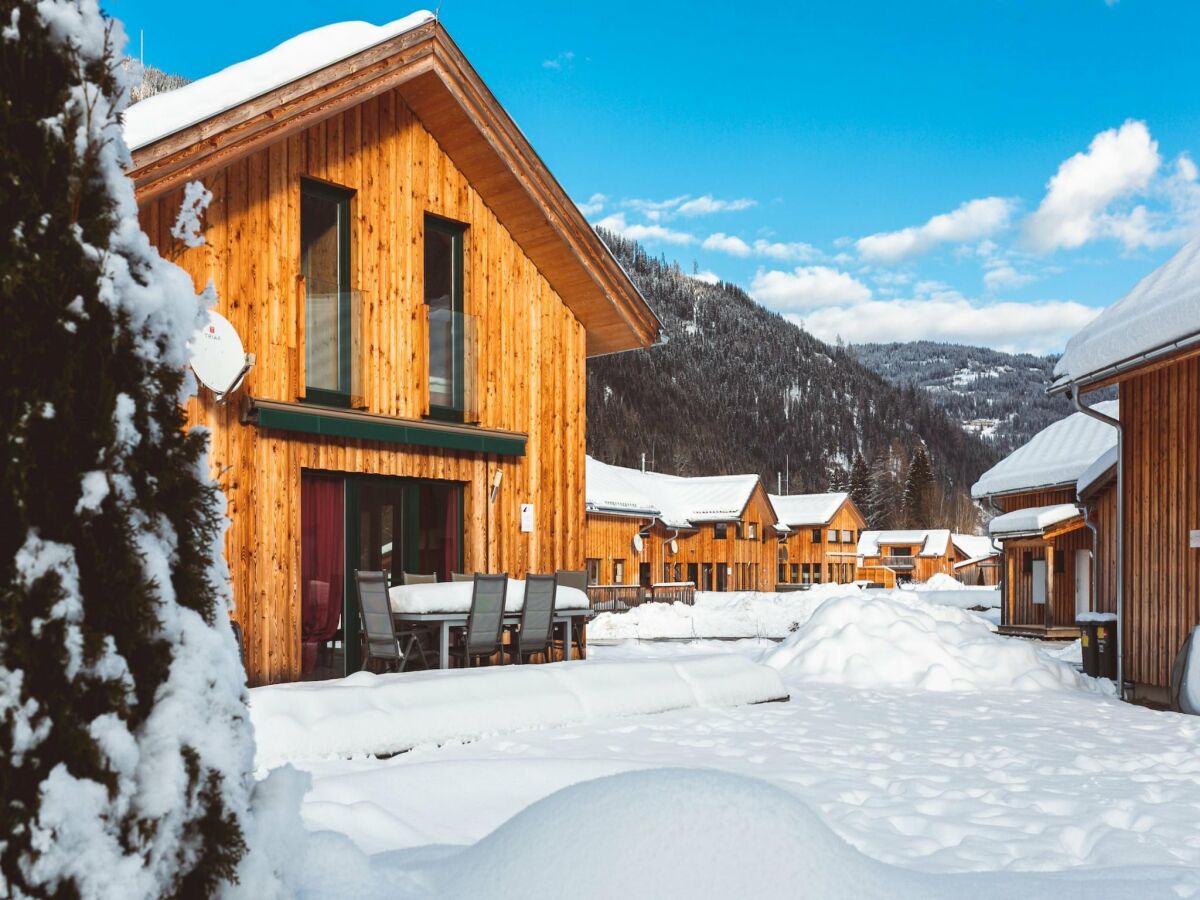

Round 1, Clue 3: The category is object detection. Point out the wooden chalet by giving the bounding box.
[855,529,957,587]
[123,15,659,684]
[585,457,779,596]
[971,403,1119,639]
[950,534,1001,586]
[1052,238,1200,703]
[768,493,866,588]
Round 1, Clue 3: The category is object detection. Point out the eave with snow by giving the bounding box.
[125,14,659,684]
[1049,239,1200,702]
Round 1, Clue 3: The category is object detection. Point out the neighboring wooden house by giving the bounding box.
[1052,238,1200,703]
[123,15,659,684]
[856,530,956,587]
[971,403,1118,639]
[585,457,779,593]
[769,493,866,587]
[950,534,1001,586]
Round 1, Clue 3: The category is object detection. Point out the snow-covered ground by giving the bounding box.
[253,588,1200,898]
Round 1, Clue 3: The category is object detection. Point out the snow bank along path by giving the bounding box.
[767,592,1097,692]
[250,656,787,767]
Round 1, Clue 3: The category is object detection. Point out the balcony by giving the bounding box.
[422,306,480,424]
[881,556,916,569]
[301,281,366,408]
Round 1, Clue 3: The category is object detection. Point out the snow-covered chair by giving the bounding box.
[356,570,431,673]
[1170,625,1200,715]
[449,574,509,668]
[514,574,557,664]
[402,571,437,585]
[450,572,474,582]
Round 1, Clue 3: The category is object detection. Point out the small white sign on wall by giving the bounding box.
[1191,530,1200,549]
[520,503,535,533]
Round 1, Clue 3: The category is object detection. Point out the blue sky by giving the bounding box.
[109,0,1200,354]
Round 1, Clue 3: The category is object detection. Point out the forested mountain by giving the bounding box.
[586,232,999,519]
[849,342,1114,455]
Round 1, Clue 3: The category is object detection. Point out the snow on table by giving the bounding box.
[388,578,589,613]
[249,655,787,767]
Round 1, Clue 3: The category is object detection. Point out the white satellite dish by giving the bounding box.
[190,310,254,402]
[668,539,678,555]
[632,533,644,554]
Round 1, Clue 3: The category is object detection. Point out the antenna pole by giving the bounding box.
[785,453,790,494]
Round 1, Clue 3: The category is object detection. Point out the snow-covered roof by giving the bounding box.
[768,492,848,527]
[585,456,763,529]
[951,534,998,560]
[857,529,952,558]
[1055,237,1200,387]
[970,400,1118,498]
[123,13,435,150]
[988,504,1082,537]
[1077,445,1118,497]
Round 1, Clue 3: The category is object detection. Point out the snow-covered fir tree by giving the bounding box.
[866,450,901,529]
[848,455,870,516]
[0,2,258,895]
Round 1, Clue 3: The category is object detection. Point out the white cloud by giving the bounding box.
[856,197,1016,264]
[595,212,694,245]
[676,195,757,217]
[983,263,1036,292]
[688,270,721,284]
[702,232,752,256]
[752,239,820,262]
[750,266,872,309]
[1023,120,1160,252]
[543,51,575,70]
[789,296,1100,355]
[577,192,606,216]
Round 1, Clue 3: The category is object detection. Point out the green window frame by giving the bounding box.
[301,178,354,408]
[425,215,467,421]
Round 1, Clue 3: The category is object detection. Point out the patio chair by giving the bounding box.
[450,571,474,582]
[356,570,432,673]
[448,574,509,668]
[514,574,557,664]
[402,571,438,585]
[553,569,588,660]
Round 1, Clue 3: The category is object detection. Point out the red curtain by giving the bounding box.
[443,486,460,581]
[301,475,344,674]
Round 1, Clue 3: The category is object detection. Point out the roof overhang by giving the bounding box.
[1050,336,1200,395]
[125,20,659,357]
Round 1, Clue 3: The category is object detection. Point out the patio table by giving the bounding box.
[389,580,593,670]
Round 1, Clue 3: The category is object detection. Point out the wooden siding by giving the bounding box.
[584,483,781,592]
[776,498,865,586]
[1089,481,1118,616]
[1120,355,1200,689]
[995,487,1076,513]
[140,88,590,684]
[999,527,1090,629]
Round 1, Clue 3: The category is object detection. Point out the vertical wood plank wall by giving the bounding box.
[1000,529,1090,628]
[139,88,588,684]
[1121,355,1200,689]
[778,500,866,584]
[1090,482,1118,616]
[994,487,1079,629]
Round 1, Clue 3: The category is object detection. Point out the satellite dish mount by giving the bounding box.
[190,310,255,403]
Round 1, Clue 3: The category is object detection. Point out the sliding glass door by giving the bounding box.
[300,472,463,681]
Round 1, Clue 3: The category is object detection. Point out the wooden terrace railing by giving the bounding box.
[586,582,697,612]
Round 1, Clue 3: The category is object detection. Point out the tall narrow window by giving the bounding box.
[425,216,466,418]
[301,180,353,406]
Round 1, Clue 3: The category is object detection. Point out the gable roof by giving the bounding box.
[585,456,767,530]
[1055,237,1200,389]
[857,529,952,558]
[768,492,849,527]
[123,15,658,357]
[951,533,998,561]
[1077,445,1118,499]
[970,400,1118,499]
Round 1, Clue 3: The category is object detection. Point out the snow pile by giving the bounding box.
[989,503,1081,536]
[389,579,589,613]
[1055,236,1200,385]
[588,587,852,640]
[357,768,1193,900]
[250,656,787,767]
[972,402,1118,498]
[921,572,971,591]
[902,573,1001,612]
[766,592,1096,692]
[123,12,435,149]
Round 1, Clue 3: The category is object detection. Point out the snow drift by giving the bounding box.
[360,768,1196,899]
[250,656,787,767]
[767,592,1098,692]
